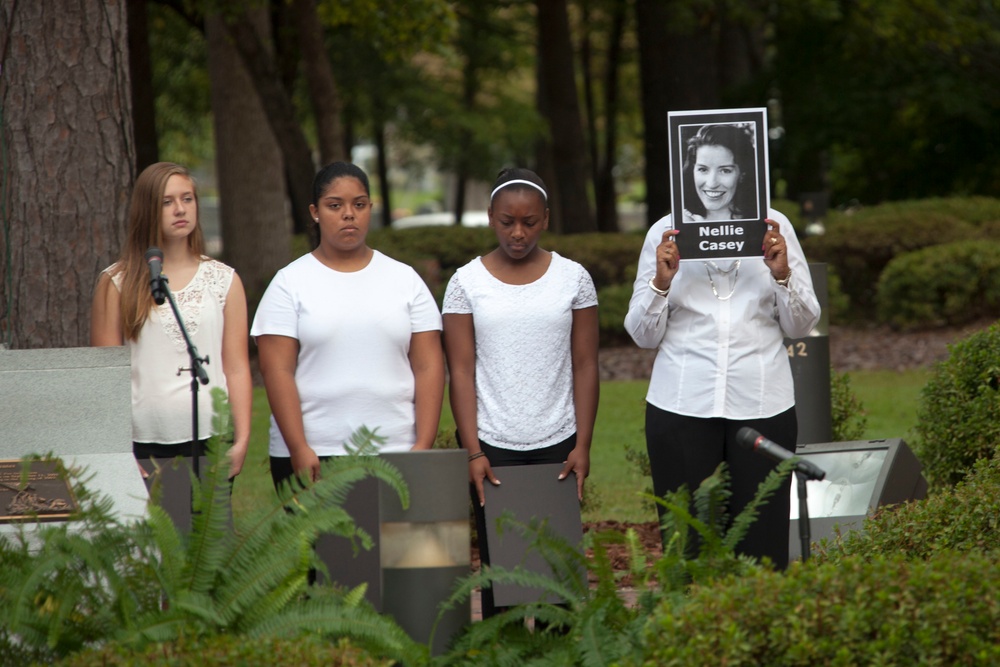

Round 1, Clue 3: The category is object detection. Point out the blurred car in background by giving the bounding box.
[392,211,490,229]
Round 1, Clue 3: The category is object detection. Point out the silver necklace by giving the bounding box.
[705,260,741,300]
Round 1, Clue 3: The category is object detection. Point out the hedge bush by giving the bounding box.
[366,226,644,293]
[912,323,1000,488]
[640,551,1000,666]
[55,635,389,667]
[802,210,978,318]
[813,446,1000,563]
[876,240,1000,329]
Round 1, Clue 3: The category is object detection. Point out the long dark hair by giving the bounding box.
[682,123,758,220]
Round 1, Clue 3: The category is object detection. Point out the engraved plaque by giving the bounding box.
[0,459,79,523]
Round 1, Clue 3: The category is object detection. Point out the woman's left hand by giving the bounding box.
[558,446,590,502]
[763,218,791,283]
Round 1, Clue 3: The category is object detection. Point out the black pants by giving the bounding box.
[644,405,797,569]
[464,433,578,619]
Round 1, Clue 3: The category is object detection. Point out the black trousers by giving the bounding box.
[644,405,797,569]
[464,433,578,619]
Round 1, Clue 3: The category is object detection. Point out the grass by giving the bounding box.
[232,369,931,526]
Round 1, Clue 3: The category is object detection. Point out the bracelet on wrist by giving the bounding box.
[468,451,486,462]
[774,268,792,287]
[648,278,670,297]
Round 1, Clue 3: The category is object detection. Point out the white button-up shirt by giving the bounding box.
[624,209,821,420]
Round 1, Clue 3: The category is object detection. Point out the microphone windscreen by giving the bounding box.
[735,426,761,449]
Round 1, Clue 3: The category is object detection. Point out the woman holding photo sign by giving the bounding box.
[625,121,820,568]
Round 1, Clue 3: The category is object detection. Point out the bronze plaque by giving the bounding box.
[0,459,79,523]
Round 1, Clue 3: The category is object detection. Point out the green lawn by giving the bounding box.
[232,369,931,525]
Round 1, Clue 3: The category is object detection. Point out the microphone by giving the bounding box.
[736,427,826,481]
[145,247,167,305]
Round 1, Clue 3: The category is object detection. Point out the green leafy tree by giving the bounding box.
[773,0,1000,203]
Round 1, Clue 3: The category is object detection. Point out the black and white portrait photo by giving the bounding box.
[669,108,769,261]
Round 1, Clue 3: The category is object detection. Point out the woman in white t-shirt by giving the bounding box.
[442,167,599,618]
[91,162,253,509]
[251,162,444,489]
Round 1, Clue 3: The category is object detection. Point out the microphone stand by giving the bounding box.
[795,470,813,561]
[159,276,210,480]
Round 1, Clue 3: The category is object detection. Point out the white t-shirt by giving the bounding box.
[251,250,442,457]
[109,258,234,444]
[623,209,821,419]
[442,252,598,450]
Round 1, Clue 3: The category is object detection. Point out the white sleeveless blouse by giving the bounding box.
[109,258,234,444]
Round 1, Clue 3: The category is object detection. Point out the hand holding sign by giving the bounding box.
[763,218,792,284]
[653,229,681,293]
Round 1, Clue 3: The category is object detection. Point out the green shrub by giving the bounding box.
[54,635,389,667]
[829,368,867,442]
[877,240,1000,329]
[0,407,420,667]
[640,551,1000,666]
[543,232,643,289]
[912,323,1000,488]
[437,462,791,666]
[368,226,645,292]
[596,283,634,346]
[802,210,977,318]
[813,446,1000,562]
[824,268,851,324]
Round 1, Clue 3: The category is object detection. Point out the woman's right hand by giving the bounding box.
[290,445,322,483]
[653,229,681,291]
[470,455,500,507]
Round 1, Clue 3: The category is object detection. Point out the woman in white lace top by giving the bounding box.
[90,162,252,488]
[442,167,599,618]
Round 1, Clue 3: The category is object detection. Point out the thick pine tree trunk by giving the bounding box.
[536,0,595,234]
[0,0,134,349]
[292,0,346,165]
[206,10,291,315]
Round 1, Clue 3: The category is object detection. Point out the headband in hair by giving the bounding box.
[490,179,548,202]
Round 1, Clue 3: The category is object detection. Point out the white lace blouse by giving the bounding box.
[442,252,598,450]
[109,258,234,444]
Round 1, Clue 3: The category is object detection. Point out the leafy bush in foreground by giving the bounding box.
[640,552,1000,666]
[0,395,420,666]
[813,445,1000,563]
[55,635,389,667]
[913,323,1000,488]
[434,461,793,666]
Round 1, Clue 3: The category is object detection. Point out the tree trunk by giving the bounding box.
[128,0,159,172]
[0,0,134,349]
[374,119,392,229]
[595,0,626,233]
[636,1,721,226]
[292,0,346,164]
[635,0,671,225]
[206,11,290,316]
[221,12,316,235]
[536,0,595,234]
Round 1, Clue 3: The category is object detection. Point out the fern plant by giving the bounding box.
[0,390,423,666]
[430,459,795,666]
